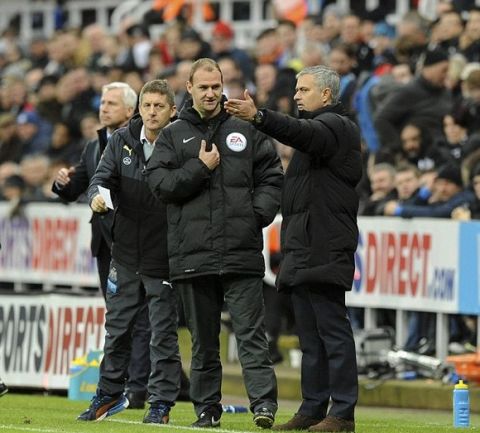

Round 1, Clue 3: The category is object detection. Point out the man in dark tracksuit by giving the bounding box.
[52,82,151,408]
[78,80,181,424]
[147,58,283,429]
[226,65,361,433]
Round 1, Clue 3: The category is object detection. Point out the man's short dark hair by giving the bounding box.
[139,79,175,107]
[188,58,223,83]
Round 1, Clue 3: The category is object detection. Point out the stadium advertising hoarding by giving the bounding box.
[2,205,480,389]
[2,204,480,313]
[263,215,480,315]
[0,294,105,389]
[348,217,461,313]
[0,202,97,286]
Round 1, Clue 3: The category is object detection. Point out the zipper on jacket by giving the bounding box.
[207,121,226,274]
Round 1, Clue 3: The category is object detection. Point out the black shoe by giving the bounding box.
[191,407,221,428]
[143,403,170,424]
[0,382,8,397]
[254,407,275,429]
[126,391,146,409]
[77,391,129,421]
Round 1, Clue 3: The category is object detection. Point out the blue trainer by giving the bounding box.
[77,391,129,421]
[143,403,171,424]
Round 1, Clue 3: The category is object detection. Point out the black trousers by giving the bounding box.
[292,285,358,421]
[96,241,150,394]
[99,259,181,404]
[177,274,278,417]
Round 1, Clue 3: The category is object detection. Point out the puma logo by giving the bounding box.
[123,145,133,156]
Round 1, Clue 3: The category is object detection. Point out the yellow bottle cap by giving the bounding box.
[455,380,469,390]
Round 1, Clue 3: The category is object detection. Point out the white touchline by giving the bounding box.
[0,425,62,433]
[110,418,255,433]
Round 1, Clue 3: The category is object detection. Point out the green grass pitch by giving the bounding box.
[0,394,480,432]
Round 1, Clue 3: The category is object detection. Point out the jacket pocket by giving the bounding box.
[283,211,310,252]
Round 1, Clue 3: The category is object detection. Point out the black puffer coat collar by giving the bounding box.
[299,102,349,120]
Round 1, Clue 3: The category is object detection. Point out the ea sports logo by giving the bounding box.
[226,132,247,152]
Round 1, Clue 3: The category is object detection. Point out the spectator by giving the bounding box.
[276,20,300,69]
[27,36,49,69]
[298,41,327,68]
[158,60,192,110]
[210,20,254,81]
[2,173,26,203]
[56,67,97,139]
[147,58,281,429]
[436,9,464,54]
[35,74,62,124]
[0,113,22,163]
[435,110,480,164]
[393,163,429,205]
[1,77,33,115]
[176,28,212,62]
[254,63,278,107]
[16,110,52,155]
[371,21,397,71]
[116,24,152,73]
[383,121,444,171]
[459,68,480,134]
[254,28,283,65]
[384,162,474,218]
[338,14,374,75]
[374,46,453,155]
[82,24,113,72]
[459,7,480,62]
[321,3,344,49]
[79,112,100,142]
[328,43,358,112]
[0,161,20,194]
[19,154,50,201]
[46,121,82,164]
[217,56,247,98]
[361,162,397,216]
[394,11,429,71]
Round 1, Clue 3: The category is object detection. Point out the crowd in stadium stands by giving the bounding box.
[1,0,480,357]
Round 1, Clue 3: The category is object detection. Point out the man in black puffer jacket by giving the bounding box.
[147,58,283,429]
[226,65,362,433]
[79,80,181,425]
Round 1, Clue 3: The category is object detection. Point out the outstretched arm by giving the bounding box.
[224,89,257,121]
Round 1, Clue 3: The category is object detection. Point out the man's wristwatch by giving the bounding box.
[251,109,265,125]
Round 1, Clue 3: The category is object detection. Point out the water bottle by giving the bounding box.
[453,380,470,428]
[222,405,248,414]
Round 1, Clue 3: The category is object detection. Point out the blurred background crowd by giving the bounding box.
[1,0,480,359]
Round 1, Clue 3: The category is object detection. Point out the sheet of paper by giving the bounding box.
[98,185,114,210]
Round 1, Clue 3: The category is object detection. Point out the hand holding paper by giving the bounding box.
[90,186,113,213]
[98,186,114,210]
